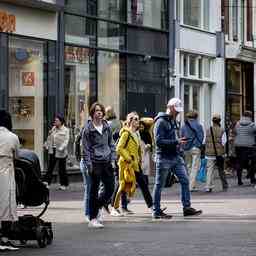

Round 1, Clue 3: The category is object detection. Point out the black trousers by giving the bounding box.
[235,147,256,184]
[44,153,69,186]
[89,162,114,220]
[135,171,153,208]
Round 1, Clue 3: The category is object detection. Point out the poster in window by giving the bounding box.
[21,71,35,87]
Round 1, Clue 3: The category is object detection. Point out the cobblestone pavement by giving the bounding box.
[5,177,256,256]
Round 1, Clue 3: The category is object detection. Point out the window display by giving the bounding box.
[8,37,45,165]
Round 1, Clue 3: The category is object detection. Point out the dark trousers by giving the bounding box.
[135,171,153,208]
[235,147,256,184]
[44,153,69,186]
[89,162,114,220]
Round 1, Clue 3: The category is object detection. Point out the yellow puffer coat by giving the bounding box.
[113,127,141,208]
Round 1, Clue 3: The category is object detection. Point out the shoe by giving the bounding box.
[183,207,202,217]
[152,209,172,219]
[42,181,49,189]
[59,185,68,191]
[0,241,19,251]
[205,188,212,193]
[110,208,124,217]
[121,208,134,215]
[0,245,7,251]
[88,219,104,228]
[85,215,90,223]
[97,208,104,223]
[238,181,243,186]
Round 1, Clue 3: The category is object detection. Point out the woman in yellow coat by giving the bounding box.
[111,112,153,216]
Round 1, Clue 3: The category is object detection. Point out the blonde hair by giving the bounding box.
[126,112,139,127]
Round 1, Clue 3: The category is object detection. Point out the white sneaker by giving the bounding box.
[59,185,68,191]
[88,219,104,228]
[97,208,104,223]
[85,215,90,223]
[42,181,49,189]
[110,208,124,217]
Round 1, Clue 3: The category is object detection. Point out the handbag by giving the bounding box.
[185,121,205,157]
[164,171,178,188]
[210,127,224,169]
[196,158,207,183]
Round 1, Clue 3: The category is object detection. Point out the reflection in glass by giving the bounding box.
[98,21,125,50]
[65,0,96,16]
[127,0,168,29]
[64,46,96,167]
[65,14,96,46]
[184,0,201,27]
[98,0,126,21]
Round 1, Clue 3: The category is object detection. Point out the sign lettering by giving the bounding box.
[0,11,16,33]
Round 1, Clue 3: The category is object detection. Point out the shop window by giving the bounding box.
[64,46,96,168]
[98,51,123,118]
[183,0,210,30]
[127,28,168,56]
[98,21,125,50]
[127,0,168,30]
[65,0,96,16]
[65,14,96,47]
[98,0,126,22]
[8,37,46,166]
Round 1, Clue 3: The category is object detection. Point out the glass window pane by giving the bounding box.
[98,51,121,118]
[64,46,96,167]
[184,84,190,114]
[232,0,238,40]
[204,58,211,78]
[226,94,242,122]
[183,0,201,28]
[198,58,203,78]
[127,0,168,30]
[204,0,210,30]
[227,62,241,93]
[9,37,45,166]
[193,86,199,111]
[98,21,125,50]
[65,0,96,16]
[98,0,126,22]
[183,55,188,76]
[189,55,196,76]
[65,15,96,47]
[127,28,168,56]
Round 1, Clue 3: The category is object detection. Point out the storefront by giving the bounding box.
[0,2,60,167]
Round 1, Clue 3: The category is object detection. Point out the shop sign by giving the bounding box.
[65,46,95,64]
[0,11,16,33]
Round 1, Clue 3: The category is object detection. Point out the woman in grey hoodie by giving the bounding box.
[234,111,256,185]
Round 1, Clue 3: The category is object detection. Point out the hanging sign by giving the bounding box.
[0,11,16,33]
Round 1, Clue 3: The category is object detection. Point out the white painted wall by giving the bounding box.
[0,3,58,40]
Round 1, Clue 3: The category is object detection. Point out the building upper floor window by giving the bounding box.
[127,0,168,30]
[65,0,96,16]
[183,0,210,30]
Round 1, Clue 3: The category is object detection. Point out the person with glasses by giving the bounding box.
[111,112,153,216]
[82,102,115,228]
[152,98,202,219]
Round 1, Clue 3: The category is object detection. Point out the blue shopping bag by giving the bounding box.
[196,158,207,183]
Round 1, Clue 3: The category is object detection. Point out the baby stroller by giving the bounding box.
[1,149,53,248]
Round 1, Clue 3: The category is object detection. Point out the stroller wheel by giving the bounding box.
[36,226,47,248]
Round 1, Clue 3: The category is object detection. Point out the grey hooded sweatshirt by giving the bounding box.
[234,116,256,148]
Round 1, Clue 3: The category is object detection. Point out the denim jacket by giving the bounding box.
[154,112,180,161]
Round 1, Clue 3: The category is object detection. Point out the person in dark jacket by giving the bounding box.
[181,110,204,191]
[234,111,256,185]
[152,98,202,219]
[82,102,115,228]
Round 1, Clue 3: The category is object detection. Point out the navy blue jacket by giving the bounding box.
[154,112,179,160]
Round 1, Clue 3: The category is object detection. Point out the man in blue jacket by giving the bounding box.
[152,98,202,219]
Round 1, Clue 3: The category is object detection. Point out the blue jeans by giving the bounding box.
[80,160,91,217]
[153,156,191,214]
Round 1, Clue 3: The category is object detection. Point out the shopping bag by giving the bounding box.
[196,158,207,183]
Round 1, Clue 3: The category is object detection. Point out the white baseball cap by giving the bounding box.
[167,98,183,112]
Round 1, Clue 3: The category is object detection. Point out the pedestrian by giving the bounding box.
[204,114,228,192]
[111,112,153,216]
[181,110,204,191]
[0,109,20,251]
[152,98,202,219]
[43,114,70,190]
[233,111,256,185]
[82,102,115,228]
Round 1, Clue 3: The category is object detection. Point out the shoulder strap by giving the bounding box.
[185,120,201,144]
[210,126,218,157]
